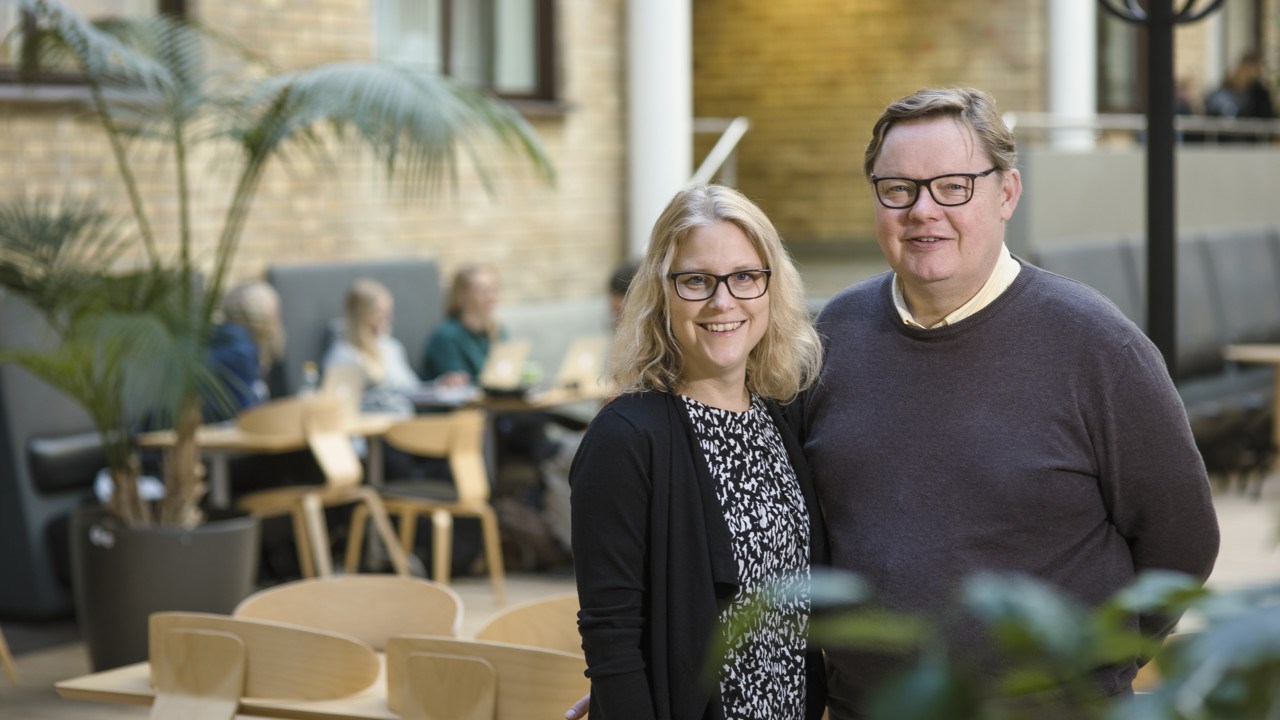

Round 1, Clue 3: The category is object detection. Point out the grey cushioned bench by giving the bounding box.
[266,258,444,396]
[1033,227,1280,478]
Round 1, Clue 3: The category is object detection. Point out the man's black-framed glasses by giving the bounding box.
[669,269,772,301]
[870,167,999,209]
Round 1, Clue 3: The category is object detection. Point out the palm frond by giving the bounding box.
[90,310,220,430]
[21,0,174,94]
[0,197,129,322]
[239,62,555,197]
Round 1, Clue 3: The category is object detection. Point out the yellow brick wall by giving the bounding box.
[693,0,1046,249]
[0,0,626,304]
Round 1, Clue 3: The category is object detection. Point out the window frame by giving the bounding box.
[0,0,187,86]
[385,0,558,105]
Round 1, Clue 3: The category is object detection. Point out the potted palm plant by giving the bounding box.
[0,0,551,670]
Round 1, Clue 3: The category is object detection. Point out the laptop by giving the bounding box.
[551,335,609,394]
[478,339,532,392]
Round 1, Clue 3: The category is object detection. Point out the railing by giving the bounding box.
[690,116,751,187]
[1003,111,1280,143]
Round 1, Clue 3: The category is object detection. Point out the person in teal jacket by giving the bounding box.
[422,264,506,386]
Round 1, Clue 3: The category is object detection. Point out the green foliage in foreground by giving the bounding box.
[716,570,1280,719]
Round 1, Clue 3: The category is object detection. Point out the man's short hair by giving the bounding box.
[864,87,1018,178]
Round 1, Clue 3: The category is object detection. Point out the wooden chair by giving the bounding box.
[349,409,505,603]
[473,592,581,655]
[385,636,588,720]
[237,396,410,578]
[401,653,496,720]
[0,625,18,685]
[147,611,380,720]
[232,574,462,650]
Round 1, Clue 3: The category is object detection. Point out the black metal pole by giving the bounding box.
[1147,0,1177,374]
[1100,0,1223,375]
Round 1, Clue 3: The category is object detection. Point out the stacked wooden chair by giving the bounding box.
[473,592,581,655]
[147,611,380,720]
[232,574,462,649]
[386,636,588,720]
[349,408,506,602]
[236,395,409,577]
[0,625,17,685]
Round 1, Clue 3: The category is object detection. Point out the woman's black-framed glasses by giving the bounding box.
[669,269,772,301]
[869,167,999,209]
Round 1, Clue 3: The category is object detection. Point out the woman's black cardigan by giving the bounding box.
[570,391,828,720]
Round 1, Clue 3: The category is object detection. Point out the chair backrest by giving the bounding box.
[232,575,463,650]
[473,592,581,655]
[401,653,496,720]
[385,636,589,720]
[235,395,313,439]
[149,611,379,701]
[149,627,244,720]
[385,409,491,504]
[304,396,363,489]
[1175,236,1229,381]
[1202,228,1280,344]
[321,363,365,418]
[1033,236,1144,327]
[266,258,442,396]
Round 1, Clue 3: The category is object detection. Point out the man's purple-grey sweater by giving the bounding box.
[802,261,1220,712]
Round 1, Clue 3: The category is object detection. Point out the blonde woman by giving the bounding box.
[571,185,826,720]
[322,278,420,415]
[205,281,284,421]
[422,264,505,387]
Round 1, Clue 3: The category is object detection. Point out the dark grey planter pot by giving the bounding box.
[69,507,260,671]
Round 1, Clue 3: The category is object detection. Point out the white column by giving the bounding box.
[627,0,692,257]
[1048,0,1097,150]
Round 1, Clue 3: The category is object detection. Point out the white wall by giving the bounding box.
[1011,145,1280,250]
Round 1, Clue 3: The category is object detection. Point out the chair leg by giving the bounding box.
[431,510,453,585]
[301,493,334,577]
[398,505,419,554]
[357,488,412,577]
[344,503,370,574]
[478,506,507,606]
[290,505,317,579]
[0,625,18,685]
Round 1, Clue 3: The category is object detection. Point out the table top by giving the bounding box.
[56,659,397,720]
[137,413,403,452]
[1223,343,1280,364]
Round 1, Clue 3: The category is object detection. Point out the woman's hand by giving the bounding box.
[437,370,471,388]
[564,693,590,719]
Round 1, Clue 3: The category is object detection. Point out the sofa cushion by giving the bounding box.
[27,431,105,495]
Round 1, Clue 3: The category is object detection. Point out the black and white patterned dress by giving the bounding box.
[681,394,811,720]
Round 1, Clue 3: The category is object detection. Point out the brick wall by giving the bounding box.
[0,0,626,305]
[693,0,1046,249]
[692,2,1273,251]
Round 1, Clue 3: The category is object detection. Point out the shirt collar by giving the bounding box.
[892,244,1021,329]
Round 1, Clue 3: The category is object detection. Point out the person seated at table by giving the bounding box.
[323,277,421,416]
[422,264,506,387]
[205,280,285,423]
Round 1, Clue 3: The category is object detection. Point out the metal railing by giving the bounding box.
[690,116,751,187]
[1003,111,1280,143]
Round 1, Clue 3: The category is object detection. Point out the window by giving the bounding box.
[0,0,186,83]
[1096,0,1264,114]
[375,0,556,102]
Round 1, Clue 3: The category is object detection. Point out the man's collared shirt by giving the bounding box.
[892,244,1021,329]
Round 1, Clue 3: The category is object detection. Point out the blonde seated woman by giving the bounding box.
[322,278,421,416]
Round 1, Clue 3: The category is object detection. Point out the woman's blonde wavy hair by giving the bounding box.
[608,185,822,402]
[344,277,391,384]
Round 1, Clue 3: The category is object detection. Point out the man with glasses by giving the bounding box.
[798,87,1220,717]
